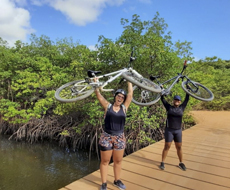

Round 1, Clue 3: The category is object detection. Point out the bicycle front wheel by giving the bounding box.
[181,80,214,101]
[122,72,161,93]
[132,85,161,106]
[55,80,94,103]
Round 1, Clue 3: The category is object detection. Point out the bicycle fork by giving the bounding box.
[185,80,199,93]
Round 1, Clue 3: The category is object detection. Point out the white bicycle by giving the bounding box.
[55,52,161,103]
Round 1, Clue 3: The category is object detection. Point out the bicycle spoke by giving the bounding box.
[181,81,214,101]
[132,86,161,106]
[55,80,94,102]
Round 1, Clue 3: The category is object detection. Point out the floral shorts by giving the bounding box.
[99,132,126,151]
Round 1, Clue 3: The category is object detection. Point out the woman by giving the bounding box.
[95,81,133,190]
[160,94,189,171]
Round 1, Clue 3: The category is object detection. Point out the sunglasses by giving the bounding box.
[117,94,125,99]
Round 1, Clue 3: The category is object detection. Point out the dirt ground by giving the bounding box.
[189,111,230,138]
[190,110,230,128]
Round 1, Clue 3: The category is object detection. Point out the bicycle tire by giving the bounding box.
[132,85,161,106]
[181,80,214,101]
[122,71,161,93]
[55,80,94,103]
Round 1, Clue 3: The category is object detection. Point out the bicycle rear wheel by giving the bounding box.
[55,80,94,103]
[122,71,161,93]
[181,80,214,101]
[132,85,161,106]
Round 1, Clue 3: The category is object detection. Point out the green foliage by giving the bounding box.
[124,103,166,153]
[96,13,193,80]
[0,99,37,123]
[60,130,70,136]
[81,96,104,128]
[0,12,225,155]
[187,57,230,110]
[0,34,99,123]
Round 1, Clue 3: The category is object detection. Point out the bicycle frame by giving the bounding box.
[153,60,199,95]
[86,67,143,92]
[160,74,184,95]
[154,61,191,95]
[88,68,128,92]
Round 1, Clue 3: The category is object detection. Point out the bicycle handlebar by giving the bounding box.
[184,60,187,66]
[181,60,187,74]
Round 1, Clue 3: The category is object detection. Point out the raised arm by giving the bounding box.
[161,95,170,111]
[181,93,189,110]
[123,81,133,110]
[95,88,110,110]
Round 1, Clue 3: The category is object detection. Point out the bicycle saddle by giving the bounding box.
[150,75,160,81]
[87,70,102,77]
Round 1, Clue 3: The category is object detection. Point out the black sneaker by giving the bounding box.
[100,182,107,190]
[179,163,187,171]
[114,180,126,190]
[159,162,165,170]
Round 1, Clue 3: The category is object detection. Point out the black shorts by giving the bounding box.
[164,127,182,143]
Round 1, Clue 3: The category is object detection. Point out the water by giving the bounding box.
[0,135,100,190]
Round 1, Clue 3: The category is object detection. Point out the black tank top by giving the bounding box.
[104,104,126,135]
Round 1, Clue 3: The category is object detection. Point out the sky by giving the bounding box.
[0,0,230,61]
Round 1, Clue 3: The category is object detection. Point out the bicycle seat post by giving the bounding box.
[128,48,136,68]
[129,56,135,67]
[91,73,99,84]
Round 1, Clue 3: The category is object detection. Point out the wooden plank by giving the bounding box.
[60,111,230,190]
[124,155,230,188]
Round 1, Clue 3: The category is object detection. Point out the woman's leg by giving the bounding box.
[174,129,183,162]
[175,142,183,162]
[99,132,113,183]
[175,141,186,170]
[113,149,125,181]
[162,128,173,162]
[112,133,126,181]
[100,150,113,183]
[162,142,172,162]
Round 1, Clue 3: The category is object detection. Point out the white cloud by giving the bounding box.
[193,56,201,61]
[0,0,35,46]
[0,0,125,45]
[88,45,97,51]
[46,0,125,26]
[14,0,28,6]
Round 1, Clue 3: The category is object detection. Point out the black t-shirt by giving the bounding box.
[161,94,189,130]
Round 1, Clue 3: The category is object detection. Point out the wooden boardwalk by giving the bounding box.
[60,111,230,190]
